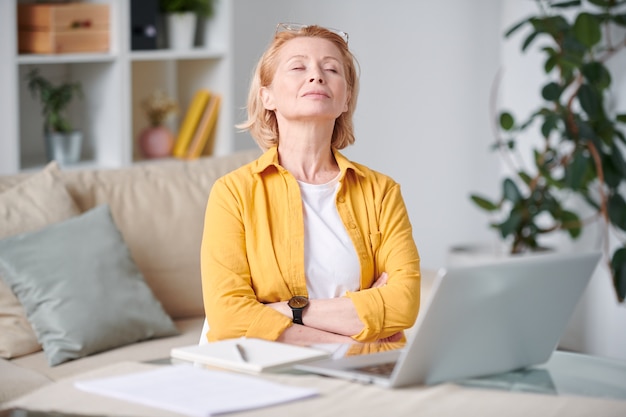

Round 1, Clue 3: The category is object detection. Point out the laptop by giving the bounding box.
[295,251,602,388]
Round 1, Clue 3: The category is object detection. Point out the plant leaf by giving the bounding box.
[503,178,523,204]
[573,13,602,48]
[541,82,562,101]
[499,209,522,238]
[541,113,560,138]
[470,195,499,211]
[617,114,626,123]
[560,210,582,238]
[577,84,602,119]
[611,247,626,302]
[587,0,611,7]
[504,18,530,38]
[531,16,570,36]
[610,141,626,177]
[604,153,623,189]
[522,31,540,52]
[565,149,590,190]
[500,112,515,131]
[518,171,533,185]
[582,61,612,89]
[608,193,626,231]
[612,14,626,27]
[544,55,558,73]
[551,0,582,7]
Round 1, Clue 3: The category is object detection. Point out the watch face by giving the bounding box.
[288,295,309,309]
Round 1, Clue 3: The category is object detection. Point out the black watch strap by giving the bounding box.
[292,309,304,325]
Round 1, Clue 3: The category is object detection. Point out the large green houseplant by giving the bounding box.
[26,68,84,165]
[470,0,626,301]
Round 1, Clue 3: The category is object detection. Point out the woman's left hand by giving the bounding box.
[378,331,403,343]
[371,272,388,288]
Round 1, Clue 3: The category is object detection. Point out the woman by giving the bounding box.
[201,23,420,346]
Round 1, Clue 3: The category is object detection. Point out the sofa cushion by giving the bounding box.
[0,204,179,366]
[0,162,80,359]
[59,149,261,319]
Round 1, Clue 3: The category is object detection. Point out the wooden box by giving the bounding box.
[18,3,110,54]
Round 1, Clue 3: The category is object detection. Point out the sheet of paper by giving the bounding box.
[74,364,318,417]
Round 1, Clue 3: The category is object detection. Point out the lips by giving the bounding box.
[302,90,330,98]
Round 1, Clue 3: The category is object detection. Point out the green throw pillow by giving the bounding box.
[0,204,179,366]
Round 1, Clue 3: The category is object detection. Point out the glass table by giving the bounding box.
[458,350,626,401]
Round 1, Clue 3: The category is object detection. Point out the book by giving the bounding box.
[171,338,330,373]
[75,364,318,417]
[172,89,211,158]
[185,94,221,159]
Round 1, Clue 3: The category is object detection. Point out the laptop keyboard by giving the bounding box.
[353,361,397,377]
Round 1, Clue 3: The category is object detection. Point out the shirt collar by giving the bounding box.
[252,146,365,178]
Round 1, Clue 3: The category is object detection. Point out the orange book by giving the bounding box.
[172,89,210,158]
[186,94,221,159]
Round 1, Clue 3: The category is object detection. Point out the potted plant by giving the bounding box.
[470,0,626,301]
[159,0,215,49]
[26,68,84,166]
[138,90,179,158]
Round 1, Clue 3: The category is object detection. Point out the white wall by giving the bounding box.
[232,0,503,271]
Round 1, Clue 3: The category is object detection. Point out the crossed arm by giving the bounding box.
[267,272,402,345]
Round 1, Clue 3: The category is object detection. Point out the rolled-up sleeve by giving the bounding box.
[345,182,421,342]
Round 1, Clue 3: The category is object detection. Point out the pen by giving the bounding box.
[235,343,248,362]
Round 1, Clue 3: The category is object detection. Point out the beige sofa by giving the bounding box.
[0,149,261,403]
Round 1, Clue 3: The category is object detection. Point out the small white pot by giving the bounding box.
[446,242,554,268]
[166,12,196,49]
[446,243,511,267]
[45,130,83,166]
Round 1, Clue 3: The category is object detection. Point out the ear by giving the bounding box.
[260,86,276,111]
[343,91,351,113]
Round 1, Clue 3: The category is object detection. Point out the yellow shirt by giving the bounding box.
[201,147,421,343]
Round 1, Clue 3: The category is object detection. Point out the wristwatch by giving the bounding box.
[287,296,309,325]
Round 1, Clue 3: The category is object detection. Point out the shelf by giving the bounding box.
[1,0,233,175]
[17,52,117,65]
[130,48,226,61]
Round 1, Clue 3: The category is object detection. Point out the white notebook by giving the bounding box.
[171,338,330,373]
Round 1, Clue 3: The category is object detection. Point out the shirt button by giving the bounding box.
[337,197,345,203]
[349,223,357,229]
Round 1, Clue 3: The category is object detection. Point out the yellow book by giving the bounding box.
[186,94,221,159]
[172,89,210,158]
[201,96,222,157]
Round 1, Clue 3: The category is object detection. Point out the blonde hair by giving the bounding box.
[237,25,360,150]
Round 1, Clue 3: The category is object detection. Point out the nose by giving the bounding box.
[309,66,324,84]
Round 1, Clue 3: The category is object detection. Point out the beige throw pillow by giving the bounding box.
[0,162,80,359]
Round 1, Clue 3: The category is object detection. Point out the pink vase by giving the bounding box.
[138,126,174,159]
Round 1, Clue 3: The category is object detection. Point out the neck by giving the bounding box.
[277,122,339,184]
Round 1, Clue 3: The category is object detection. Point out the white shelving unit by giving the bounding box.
[0,0,233,175]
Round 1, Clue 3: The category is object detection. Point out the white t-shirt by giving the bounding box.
[297,175,360,299]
